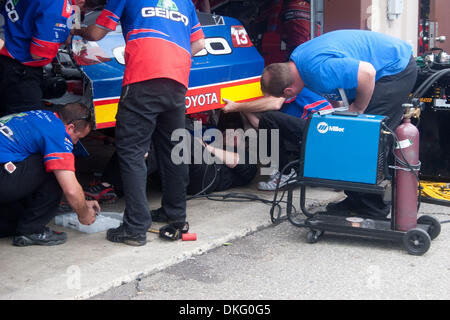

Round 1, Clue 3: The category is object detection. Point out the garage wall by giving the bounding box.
[323,0,372,32]
[323,0,419,56]
[369,0,419,56]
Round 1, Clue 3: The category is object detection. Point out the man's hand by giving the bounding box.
[222,98,237,113]
[78,200,100,225]
[87,200,101,215]
[54,170,100,225]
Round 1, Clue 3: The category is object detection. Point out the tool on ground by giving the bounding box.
[181,233,197,241]
[148,222,190,241]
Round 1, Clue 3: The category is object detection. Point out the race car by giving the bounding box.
[43,10,265,130]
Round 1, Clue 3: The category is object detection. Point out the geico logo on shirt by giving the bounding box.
[5,0,19,23]
[0,123,14,141]
[141,7,189,26]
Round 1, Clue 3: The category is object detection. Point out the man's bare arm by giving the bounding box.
[72,24,110,41]
[222,96,286,113]
[349,61,376,113]
[53,170,100,225]
[191,38,205,56]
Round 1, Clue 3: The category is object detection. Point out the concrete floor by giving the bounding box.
[0,182,342,299]
[1,134,448,300]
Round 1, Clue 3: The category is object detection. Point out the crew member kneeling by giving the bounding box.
[0,103,100,246]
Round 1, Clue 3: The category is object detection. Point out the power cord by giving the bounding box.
[186,160,300,224]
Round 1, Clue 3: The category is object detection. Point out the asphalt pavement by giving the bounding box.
[1,135,449,301]
[92,202,450,301]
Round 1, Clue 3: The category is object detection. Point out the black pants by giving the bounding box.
[187,141,257,195]
[0,155,62,236]
[345,56,418,218]
[101,144,159,197]
[115,78,188,234]
[258,111,306,171]
[0,55,44,116]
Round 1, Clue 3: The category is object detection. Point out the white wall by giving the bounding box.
[368,0,419,56]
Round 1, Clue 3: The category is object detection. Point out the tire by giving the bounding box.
[417,215,441,240]
[306,229,323,244]
[403,228,431,256]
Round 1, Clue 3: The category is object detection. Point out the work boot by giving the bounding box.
[106,224,147,246]
[13,227,67,246]
[325,197,357,214]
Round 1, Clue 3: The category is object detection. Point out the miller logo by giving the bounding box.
[317,122,329,134]
[142,0,189,26]
[317,122,344,134]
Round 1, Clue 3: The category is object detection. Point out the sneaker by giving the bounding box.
[13,227,67,246]
[258,168,297,191]
[84,182,118,203]
[106,224,147,246]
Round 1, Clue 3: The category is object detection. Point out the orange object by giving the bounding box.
[182,233,197,241]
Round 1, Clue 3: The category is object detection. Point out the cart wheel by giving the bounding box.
[417,215,441,240]
[403,228,431,256]
[306,230,324,244]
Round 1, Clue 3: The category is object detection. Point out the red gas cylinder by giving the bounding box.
[394,108,420,231]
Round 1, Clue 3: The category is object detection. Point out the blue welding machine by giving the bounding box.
[301,112,388,185]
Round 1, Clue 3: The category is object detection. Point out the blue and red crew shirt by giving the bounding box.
[95,0,204,88]
[0,0,73,67]
[281,87,332,119]
[0,110,75,172]
[290,29,413,102]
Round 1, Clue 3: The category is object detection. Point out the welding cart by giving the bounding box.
[284,108,441,256]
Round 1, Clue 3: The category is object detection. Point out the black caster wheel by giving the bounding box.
[403,228,431,256]
[417,215,441,240]
[306,229,324,244]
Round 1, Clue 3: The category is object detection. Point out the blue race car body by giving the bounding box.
[67,12,264,129]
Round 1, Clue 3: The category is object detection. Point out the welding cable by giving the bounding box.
[186,163,219,200]
[186,160,300,221]
[420,182,450,201]
[269,159,301,224]
[411,68,447,99]
[412,68,450,100]
[188,191,297,216]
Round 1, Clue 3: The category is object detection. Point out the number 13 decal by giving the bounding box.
[231,26,252,48]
